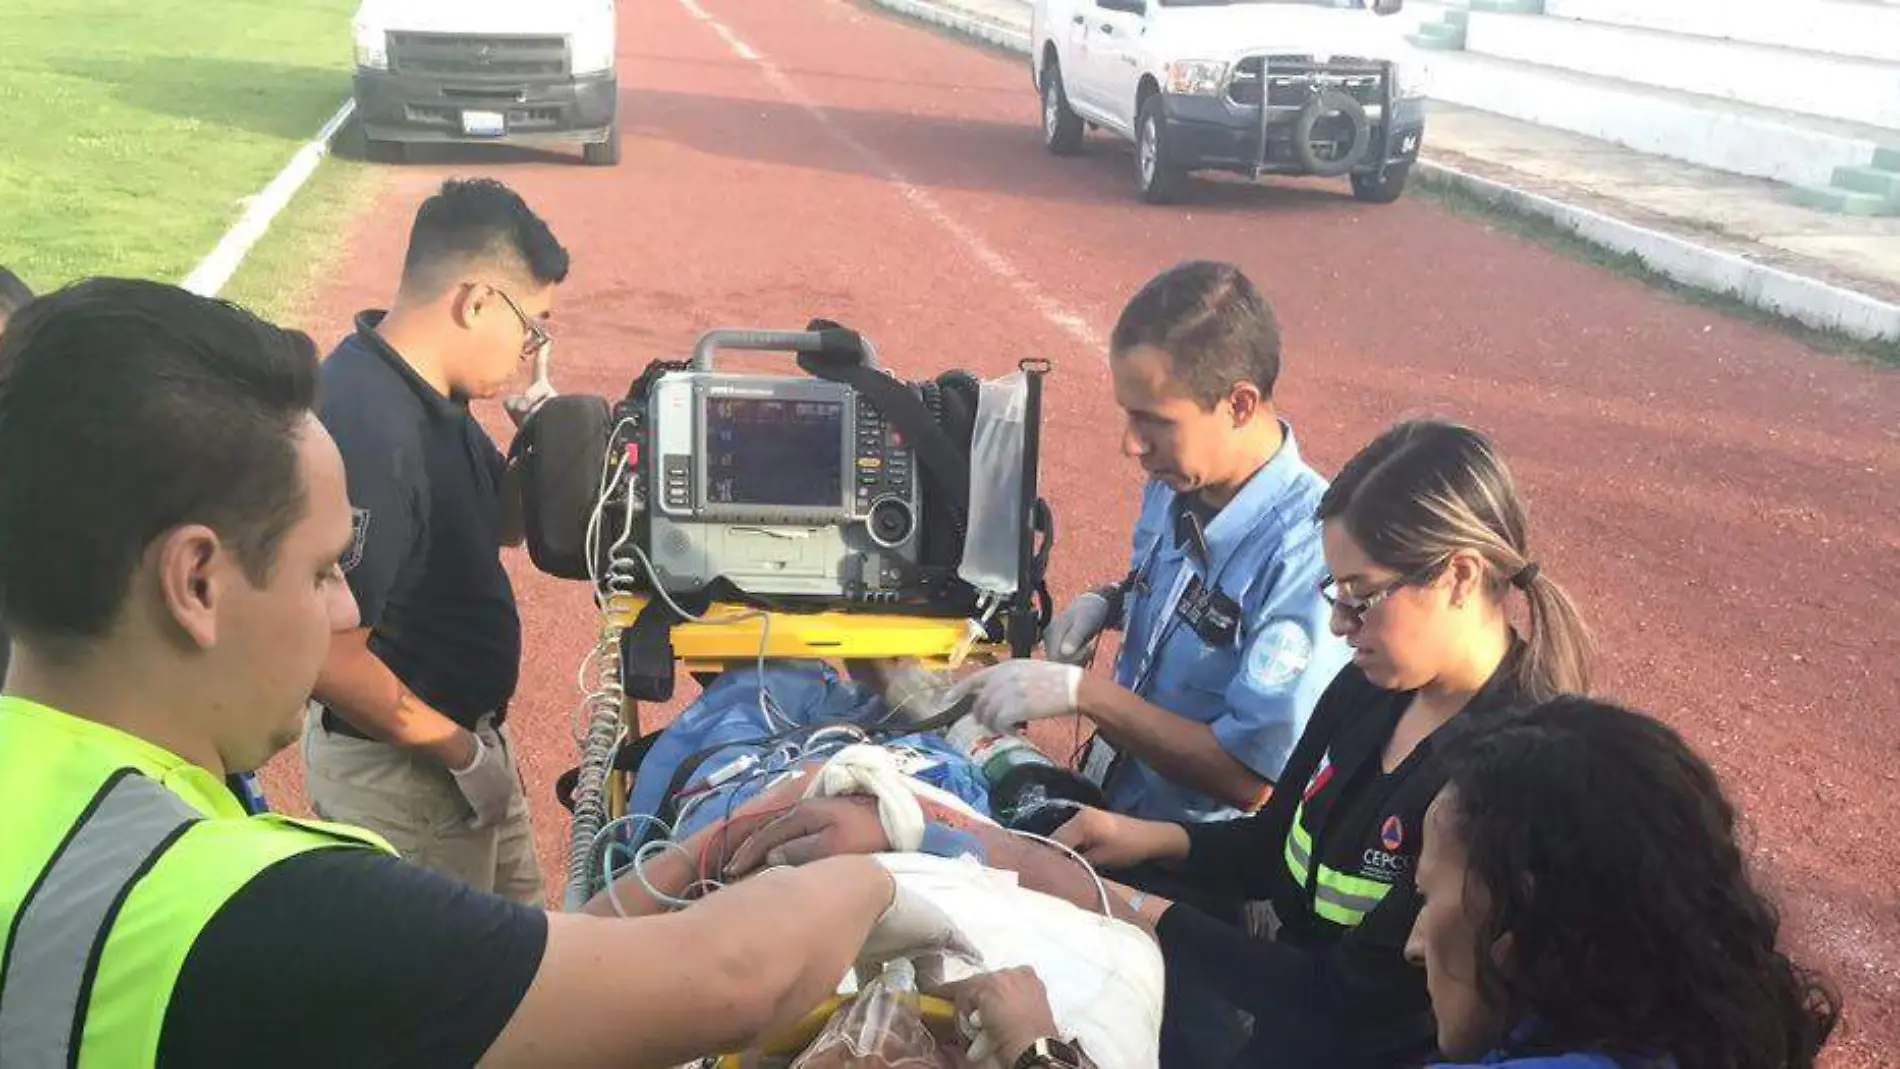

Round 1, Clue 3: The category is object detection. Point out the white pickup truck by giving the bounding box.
[1029,0,1425,203]
[351,0,621,166]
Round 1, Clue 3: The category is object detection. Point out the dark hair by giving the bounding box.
[399,178,570,299]
[0,279,320,643]
[0,265,32,321]
[1435,697,1841,1069]
[1110,261,1281,408]
[1319,419,1592,702]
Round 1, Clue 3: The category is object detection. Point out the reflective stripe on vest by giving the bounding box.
[1284,800,1394,927]
[0,699,400,1068]
[0,770,196,1069]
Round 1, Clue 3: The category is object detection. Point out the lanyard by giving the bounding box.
[1087,525,1245,794]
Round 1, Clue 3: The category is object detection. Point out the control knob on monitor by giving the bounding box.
[866,496,915,548]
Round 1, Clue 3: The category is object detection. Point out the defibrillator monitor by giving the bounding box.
[513,326,1054,633]
[641,365,923,599]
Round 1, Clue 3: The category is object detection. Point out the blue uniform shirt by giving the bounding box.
[1093,424,1350,824]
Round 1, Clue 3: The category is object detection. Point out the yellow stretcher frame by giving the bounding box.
[601,594,1009,673]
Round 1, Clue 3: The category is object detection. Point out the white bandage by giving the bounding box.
[805,745,991,852]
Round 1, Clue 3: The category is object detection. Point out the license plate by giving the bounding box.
[461,110,506,137]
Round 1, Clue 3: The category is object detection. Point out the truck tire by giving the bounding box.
[1135,95,1187,204]
[1351,162,1411,204]
[584,123,622,166]
[1041,64,1084,156]
[1294,88,1371,179]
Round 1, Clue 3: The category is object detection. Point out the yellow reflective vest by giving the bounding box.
[0,696,395,1068]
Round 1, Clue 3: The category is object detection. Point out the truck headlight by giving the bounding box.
[570,4,617,76]
[353,21,389,71]
[1390,62,1426,100]
[1165,60,1229,97]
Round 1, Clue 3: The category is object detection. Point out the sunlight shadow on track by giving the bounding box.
[624,51,1024,97]
[389,142,593,169]
[621,85,1366,214]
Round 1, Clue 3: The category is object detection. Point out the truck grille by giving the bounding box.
[1227,55,1386,109]
[388,32,569,79]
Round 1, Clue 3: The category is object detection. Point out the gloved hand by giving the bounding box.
[949,660,1083,733]
[446,731,519,829]
[1043,591,1112,665]
[859,861,984,969]
[503,339,558,427]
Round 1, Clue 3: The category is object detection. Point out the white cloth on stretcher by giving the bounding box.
[870,853,1165,1069]
[805,746,1163,1069]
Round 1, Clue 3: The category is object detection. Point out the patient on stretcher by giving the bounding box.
[617,660,1164,1069]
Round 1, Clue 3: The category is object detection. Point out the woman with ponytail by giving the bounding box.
[1039,418,1597,1068]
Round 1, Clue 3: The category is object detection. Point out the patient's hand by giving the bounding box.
[724,796,891,876]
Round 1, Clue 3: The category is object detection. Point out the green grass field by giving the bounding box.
[0,0,362,296]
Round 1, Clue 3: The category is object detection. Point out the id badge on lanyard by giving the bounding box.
[1081,547,1196,790]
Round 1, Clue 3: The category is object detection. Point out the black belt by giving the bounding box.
[320,702,506,740]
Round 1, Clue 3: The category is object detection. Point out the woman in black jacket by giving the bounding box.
[1055,418,1597,1068]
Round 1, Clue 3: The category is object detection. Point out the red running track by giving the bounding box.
[264,0,1900,1060]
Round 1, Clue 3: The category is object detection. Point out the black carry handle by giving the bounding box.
[690,328,878,371]
[795,320,974,527]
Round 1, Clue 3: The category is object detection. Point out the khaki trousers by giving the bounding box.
[302,704,544,905]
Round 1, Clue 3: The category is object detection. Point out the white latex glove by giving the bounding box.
[503,339,558,426]
[447,732,519,829]
[859,866,984,969]
[949,660,1083,733]
[1042,591,1112,665]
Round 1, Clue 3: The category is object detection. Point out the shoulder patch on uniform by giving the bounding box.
[342,508,371,573]
[1247,620,1313,692]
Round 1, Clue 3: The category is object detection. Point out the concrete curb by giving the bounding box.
[865,0,1900,345]
[873,0,1032,54]
[1414,162,1900,344]
[182,99,357,300]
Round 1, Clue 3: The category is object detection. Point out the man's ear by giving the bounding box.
[151,524,226,650]
[449,282,484,331]
[1227,382,1264,427]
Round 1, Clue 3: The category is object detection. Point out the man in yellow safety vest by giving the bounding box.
[0,278,969,1068]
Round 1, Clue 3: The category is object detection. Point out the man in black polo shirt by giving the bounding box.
[305,178,564,902]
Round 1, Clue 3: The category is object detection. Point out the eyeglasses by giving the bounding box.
[1320,558,1447,629]
[488,286,550,358]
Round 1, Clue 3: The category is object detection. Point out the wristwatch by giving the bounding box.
[1012,1037,1087,1069]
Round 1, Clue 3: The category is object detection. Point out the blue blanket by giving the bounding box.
[626,661,990,841]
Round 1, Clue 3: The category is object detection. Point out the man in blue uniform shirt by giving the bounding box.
[951,260,1350,1068]
[954,261,1348,824]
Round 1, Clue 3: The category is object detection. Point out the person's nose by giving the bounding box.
[1121,423,1147,458]
[329,577,360,632]
[1327,602,1359,639]
[1402,915,1427,967]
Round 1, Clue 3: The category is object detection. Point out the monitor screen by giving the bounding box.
[704,397,845,508]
